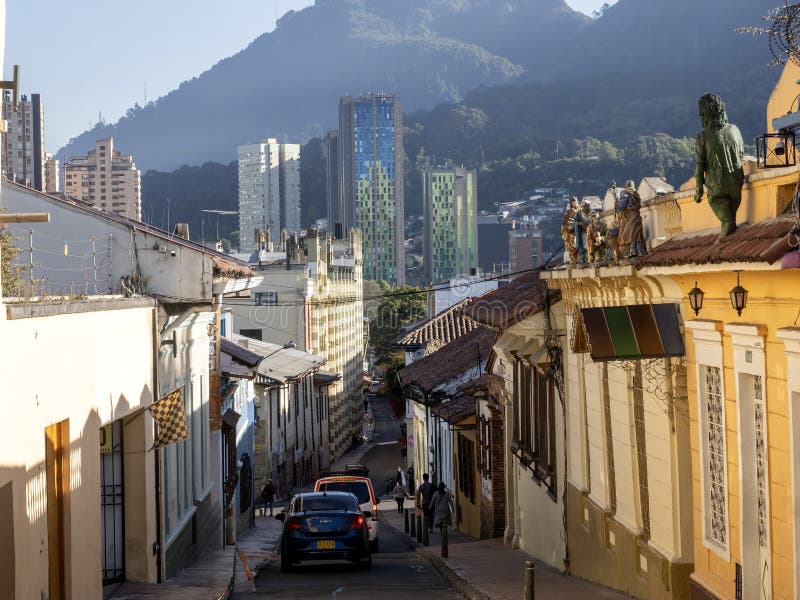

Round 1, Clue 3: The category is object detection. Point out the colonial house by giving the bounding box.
[229,334,333,500]
[398,325,495,528]
[0,180,260,595]
[461,272,566,566]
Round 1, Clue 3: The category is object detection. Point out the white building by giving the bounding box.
[227,228,364,460]
[63,137,141,220]
[237,138,301,253]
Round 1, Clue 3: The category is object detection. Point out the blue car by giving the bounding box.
[276,491,372,572]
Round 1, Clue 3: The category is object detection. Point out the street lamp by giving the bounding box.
[688,281,705,316]
[264,341,297,359]
[729,271,748,317]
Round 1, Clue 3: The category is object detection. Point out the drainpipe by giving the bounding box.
[152,306,164,582]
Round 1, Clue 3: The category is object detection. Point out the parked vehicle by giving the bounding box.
[276,491,371,572]
[314,475,381,552]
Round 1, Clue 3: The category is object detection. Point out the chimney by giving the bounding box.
[174,223,190,240]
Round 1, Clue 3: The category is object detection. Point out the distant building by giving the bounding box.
[44,153,59,194]
[423,165,478,284]
[63,137,141,220]
[237,138,301,253]
[338,94,405,284]
[508,218,543,272]
[477,214,512,274]
[2,92,46,191]
[324,130,343,233]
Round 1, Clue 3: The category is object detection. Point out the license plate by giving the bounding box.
[316,540,335,550]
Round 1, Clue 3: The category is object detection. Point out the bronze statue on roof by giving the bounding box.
[694,93,745,239]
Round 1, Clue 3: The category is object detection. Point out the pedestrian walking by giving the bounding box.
[416,473,435,532]
[392,480,407,514]
[429,481,454,531]
[395,465,407,488]
[260,479,275,516]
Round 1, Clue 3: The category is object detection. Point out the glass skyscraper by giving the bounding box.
[336,94,405,285]
[423,165,478,283]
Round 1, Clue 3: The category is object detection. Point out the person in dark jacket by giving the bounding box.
[416,473,434,532]
[260,479,275,516]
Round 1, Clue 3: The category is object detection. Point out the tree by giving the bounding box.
[0,226,25,296]
[369,282,427,365]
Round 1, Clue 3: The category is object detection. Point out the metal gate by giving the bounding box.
[100,420,125,583]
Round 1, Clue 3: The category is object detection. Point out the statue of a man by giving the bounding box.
[561,197,579,263]
[616,180,647,258]
[573,200,592,264]
[694,93,745,239]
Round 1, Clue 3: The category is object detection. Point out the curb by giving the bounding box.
[382,520,490,600]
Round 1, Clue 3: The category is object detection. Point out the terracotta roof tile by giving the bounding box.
[460,271,558,330]
[398,327,496,393]
[640,215,799,267]
[393,299,477,349]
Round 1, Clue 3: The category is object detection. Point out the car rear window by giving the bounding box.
[317,481,371,504]
[296,495,357,512]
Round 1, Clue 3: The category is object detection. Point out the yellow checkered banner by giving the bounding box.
[149,388,189,449]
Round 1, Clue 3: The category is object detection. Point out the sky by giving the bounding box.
[4,0,607,151]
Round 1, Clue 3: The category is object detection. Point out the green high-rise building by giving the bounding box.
[423,166,478,284]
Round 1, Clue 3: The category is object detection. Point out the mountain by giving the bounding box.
[62,0,593,171]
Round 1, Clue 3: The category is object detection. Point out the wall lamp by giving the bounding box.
[688,281,704,316]
[729,271,748,317]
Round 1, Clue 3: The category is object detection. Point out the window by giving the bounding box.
[478,416,491,476]
[239,328,263,341]
[701,364,728,553]
[457,434,476,503]
[255,291,277,305]
[513,359,557,499]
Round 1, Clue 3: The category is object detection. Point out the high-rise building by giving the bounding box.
[508,218,543,272]
[324,130,342,233]
[63,137,141,220]
[338,94,404,285]
[2,92,46,191]
[423,165,478,283]
[237,138,301,253]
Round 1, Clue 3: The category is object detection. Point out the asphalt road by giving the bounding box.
[236,396,461,599]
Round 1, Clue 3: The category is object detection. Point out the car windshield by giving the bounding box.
[317,481,371,504]
[295,495,357,512]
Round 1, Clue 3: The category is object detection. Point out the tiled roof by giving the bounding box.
[431,395,476,424]
[393,299,477,349]
[640,215,799,267]
[460,271,558,330]
[398,326,496,393]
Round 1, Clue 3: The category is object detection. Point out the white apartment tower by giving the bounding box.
[238,138,301,254]
[1,92,53,192]
[63,137,141,220]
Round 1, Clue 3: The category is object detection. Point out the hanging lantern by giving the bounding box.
[688,281,704,316]
[729,271,748,317]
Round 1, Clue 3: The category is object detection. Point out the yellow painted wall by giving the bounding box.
[677,267,800,600]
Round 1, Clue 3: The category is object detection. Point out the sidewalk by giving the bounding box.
[104,512,283,600]
[380,500,632,600]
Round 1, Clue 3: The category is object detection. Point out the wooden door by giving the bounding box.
[45,419,70,600]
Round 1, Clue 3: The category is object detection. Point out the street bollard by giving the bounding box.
[410,511,417,538]
[523,560,535,600]
[416,515,423,543]
[404,509,410,533]
[441,524,448,558]
[422,517,429,546]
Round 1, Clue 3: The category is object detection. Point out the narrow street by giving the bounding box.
[234,395,462,599]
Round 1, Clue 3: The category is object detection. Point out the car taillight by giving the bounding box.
[372,504,378,520]
[350,515,365,529]
[287,517,302,531]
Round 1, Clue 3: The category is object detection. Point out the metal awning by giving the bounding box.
[314,372,341,386]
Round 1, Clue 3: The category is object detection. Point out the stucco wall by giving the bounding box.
[0,301,156,599]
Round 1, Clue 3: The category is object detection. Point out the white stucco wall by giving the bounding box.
[0,301,156,599]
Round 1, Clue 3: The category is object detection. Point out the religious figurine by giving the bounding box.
[588,211,612,263]
[694,93,744,239]
[561,196,579,263]
[608,219,622,261]
[616,180,647,258]
[573,200,592,264]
